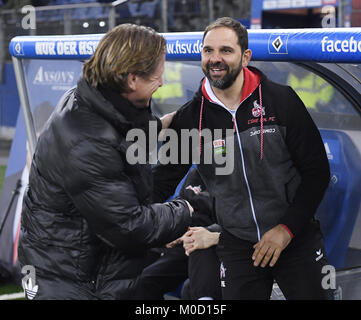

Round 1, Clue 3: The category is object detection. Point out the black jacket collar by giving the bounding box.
[75,78,161,136]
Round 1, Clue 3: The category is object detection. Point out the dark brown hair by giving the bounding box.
[203,17,248,53]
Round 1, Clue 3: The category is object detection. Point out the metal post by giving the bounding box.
[338,0,344,27]
[64,9,72,35]
[30,26,37,36]
[108,6,116,30]
[30,8,36,36]
[12,57,37,156]
[208,0,214,24]
[0,15,4,83]
[161,0,168,33]
[109,0,130,30]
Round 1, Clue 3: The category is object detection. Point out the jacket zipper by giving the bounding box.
[209,90,261,242]
[233,115,261,242]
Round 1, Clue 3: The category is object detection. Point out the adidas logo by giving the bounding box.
[316,249,324,262]
[22,278,38,300]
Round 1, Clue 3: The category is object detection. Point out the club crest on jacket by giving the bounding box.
[252,100,265,118]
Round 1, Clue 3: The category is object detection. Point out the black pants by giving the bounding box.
[133,246,188,300]
[216,223,335,300]
[182,247,222,300]
[134,245,222,300]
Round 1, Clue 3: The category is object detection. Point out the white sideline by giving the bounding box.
[0,291,25,300]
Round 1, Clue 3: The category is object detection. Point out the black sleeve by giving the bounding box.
[278,87,330,236]
[178,168,217,227]
[152,107,193,203]
[63,138,192,251]
[206,224,222,233]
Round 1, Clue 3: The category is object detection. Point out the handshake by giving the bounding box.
[168,178,220,256]
[166,226,220,256]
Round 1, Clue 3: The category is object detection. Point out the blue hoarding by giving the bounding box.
[9,28,361,63]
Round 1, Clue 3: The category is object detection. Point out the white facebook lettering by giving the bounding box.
[321,36,361,53]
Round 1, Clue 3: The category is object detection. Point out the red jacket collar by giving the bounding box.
[241,67,261,102]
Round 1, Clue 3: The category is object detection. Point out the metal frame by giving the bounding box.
[11,57,37,156]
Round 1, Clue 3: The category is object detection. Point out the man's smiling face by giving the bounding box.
[201,27,244,90]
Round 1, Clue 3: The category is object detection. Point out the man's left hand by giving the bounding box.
[160,111,176,130]
[252,224,292,268]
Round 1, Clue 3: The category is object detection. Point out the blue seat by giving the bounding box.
[36,10,52,22]
[47,9,65,21]
[128,0,159,18]
[87,7,107,19]
[55,0,70,4]
[316,129,361,269]
[140,0,159,18]
[116,2,130,19]
[71,7,88,19]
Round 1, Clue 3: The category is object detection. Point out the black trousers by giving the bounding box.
[133,246,188,300]
[182,247,222,300]
[134,245,222,300]
[216,223,335,300]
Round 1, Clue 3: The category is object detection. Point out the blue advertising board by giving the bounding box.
[9,28,361,63]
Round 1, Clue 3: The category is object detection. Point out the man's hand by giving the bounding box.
[183,227,220,256]
[185,200,194,217]
[252,224,292,268]
[166,236,184,248]
[160,111,176,129]
[159,111,176,139]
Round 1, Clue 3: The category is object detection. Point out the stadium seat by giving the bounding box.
[36,10,53,22]
[115,2,130,19]
[54,0,68,5]
[87,7,107,19]
[71,7,88,19]
[141,0,159,18]
[128,0,159,18]
[48,9,65,21]
[316,129,361,269]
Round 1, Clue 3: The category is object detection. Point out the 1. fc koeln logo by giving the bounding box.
[252,100,265,118]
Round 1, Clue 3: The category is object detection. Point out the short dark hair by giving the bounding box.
[203,17,248,53]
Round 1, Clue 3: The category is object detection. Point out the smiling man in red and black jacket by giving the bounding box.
[153,17,334,300]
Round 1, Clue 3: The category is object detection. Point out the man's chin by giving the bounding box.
[208,77,229,90]
[134,100,151,109]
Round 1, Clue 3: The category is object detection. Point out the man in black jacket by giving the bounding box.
[153,17,333,299]
[18,24,193,300]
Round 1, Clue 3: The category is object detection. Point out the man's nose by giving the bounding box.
[209,52,222,63]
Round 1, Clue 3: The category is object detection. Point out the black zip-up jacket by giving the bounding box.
[19,78,192,299]
[153,66,330,243]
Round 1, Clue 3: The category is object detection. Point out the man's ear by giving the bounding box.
[242,49,252,68]
[127,73,138,91]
